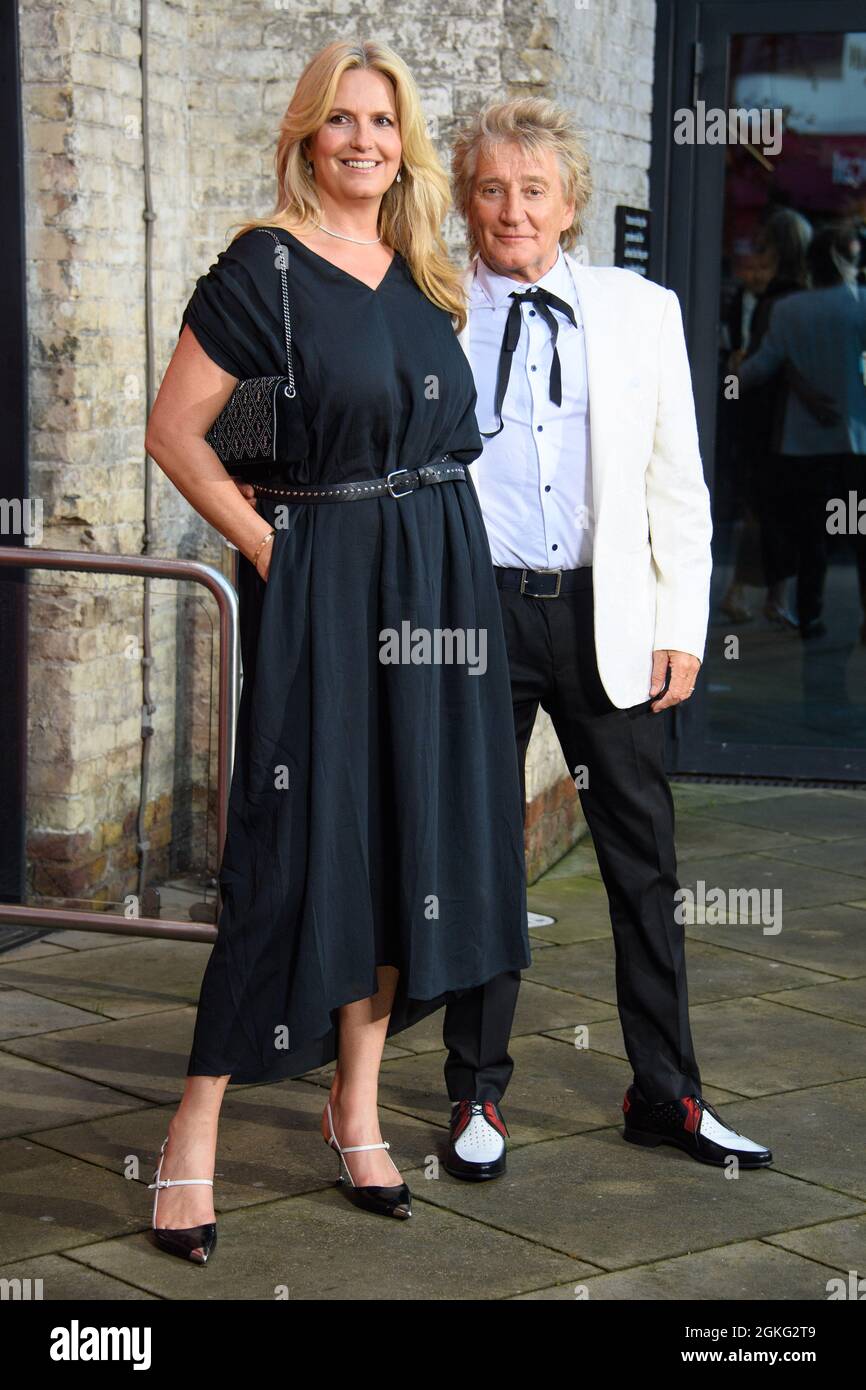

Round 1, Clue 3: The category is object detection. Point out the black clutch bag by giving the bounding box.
[204,228,308,474]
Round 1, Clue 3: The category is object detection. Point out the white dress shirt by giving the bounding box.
[468,245,594,569]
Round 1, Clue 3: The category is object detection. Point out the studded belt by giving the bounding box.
[250,454,466,502]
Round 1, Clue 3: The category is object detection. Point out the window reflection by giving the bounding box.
[710,32,866,748]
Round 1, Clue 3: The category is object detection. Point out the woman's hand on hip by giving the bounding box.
[234,480,259,508]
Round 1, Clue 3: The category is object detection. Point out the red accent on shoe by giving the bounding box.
[482,1102,508,1139]
[451,1101,473,1141]
[622,1090,631,1115]
[682,1095,701,1134]
[451,1100,509,1142]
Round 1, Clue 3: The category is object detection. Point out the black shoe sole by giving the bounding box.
[444,1159,506,1182]
[623,1126,772,1168]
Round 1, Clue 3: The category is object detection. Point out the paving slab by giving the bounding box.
[547,997,866,1097]
[0,988,106,1041]
[535,841,603,881]
[39,930,145,951]
[0,1050,146,1140]
[669,784,809,813]
[511,1239,845,1300]
[0,1137,152,1264]
[526,936,831,1006]
[525,871,609,915]
[1,1005,208,1104]
[686,901,866,977]
[762,979,866,1028]
[411,1127,862,1270]
[525,878,614,945]
[672,816,816,863]
[0,939,213,1019]
[540,816,813,879]
[761,837,866,881]
[690,1080,866,1201]
[0,1252,158,1300]
[766,1214,866,1274]
[68,1186,591,1300]
[31,1083,444,1211]
[528,917,617,950]
[677,853,863,912]
[692,791,866,840]
[0,935,70,963]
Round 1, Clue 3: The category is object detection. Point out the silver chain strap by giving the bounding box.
[259,228,296,398]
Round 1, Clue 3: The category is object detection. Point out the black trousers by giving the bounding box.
[442,568,703,1106]
[778,454,866,630]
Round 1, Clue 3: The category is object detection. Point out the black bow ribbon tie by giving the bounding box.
[481,285,578,439]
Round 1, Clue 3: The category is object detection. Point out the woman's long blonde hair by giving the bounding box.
[230,39,467,330]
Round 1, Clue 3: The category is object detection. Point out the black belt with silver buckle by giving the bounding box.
[494,565,592,598]
[250,454,465,502]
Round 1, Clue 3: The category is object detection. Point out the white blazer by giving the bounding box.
[457,253,713,710]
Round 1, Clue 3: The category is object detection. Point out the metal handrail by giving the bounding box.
[0,545,240,944]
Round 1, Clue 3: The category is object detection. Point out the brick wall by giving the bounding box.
[19,0,656,907]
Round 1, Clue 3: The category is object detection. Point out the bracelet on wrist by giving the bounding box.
[252,529,276,572]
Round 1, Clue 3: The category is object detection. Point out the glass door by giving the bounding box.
[657,0,866,779]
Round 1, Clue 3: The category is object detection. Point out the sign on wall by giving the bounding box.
[614,206,651,276]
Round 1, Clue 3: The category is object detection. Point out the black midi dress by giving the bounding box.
[179,226,530,1084]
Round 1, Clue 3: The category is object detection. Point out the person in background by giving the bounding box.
[726,208,813,630]
[738,223,866,642]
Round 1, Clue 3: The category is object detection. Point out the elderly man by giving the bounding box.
[440,97,772,1179]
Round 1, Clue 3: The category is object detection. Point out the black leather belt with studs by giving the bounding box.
[251,454,466,503]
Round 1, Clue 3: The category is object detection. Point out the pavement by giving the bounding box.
[0,782,864,1301]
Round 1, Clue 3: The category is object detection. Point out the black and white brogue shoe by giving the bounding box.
[622,1087,772,1168]
[445,1100,508,1181]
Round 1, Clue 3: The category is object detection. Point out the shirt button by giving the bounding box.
[529,309,536,316]
[544,485,551,492]
[537,424,543,432]
[530,365,537,371]
[552,543,559,551]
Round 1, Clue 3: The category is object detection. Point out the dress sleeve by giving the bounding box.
[179,229,283,379]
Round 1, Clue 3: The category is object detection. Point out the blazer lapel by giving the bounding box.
[458,258,484,510]
[563,253,614,520]
[457,260,475,361]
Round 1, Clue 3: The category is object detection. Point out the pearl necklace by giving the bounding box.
[314,223,381,245]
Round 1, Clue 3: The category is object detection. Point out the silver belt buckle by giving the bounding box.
[386,467,415,499]
[520,567,562,598]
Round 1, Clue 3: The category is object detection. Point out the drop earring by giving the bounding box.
[395,167,402,183]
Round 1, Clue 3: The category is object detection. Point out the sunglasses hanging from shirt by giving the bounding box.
[204,228,309,475]
[481,285,578,438]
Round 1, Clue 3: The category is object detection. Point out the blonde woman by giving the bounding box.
[143,39,529,1262]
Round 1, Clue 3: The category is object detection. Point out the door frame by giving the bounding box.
[651,0,866,780]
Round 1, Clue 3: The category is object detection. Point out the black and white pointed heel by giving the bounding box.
[324,1101,412,1220]
[147,1134,217,1263]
